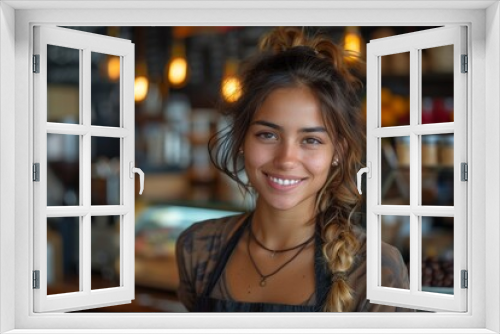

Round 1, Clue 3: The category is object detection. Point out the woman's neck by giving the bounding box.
[251,198,316,250]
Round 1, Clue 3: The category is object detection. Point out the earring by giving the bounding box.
[332,159,339,166]
[239,149,244,155]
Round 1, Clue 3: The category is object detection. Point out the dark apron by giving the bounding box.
[194,214,332,312]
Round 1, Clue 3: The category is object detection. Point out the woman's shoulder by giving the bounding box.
[175,213,247,310]
[350,224,409,287]
[351,225,406,266]
[176,213,247,254]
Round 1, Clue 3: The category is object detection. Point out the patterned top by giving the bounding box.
[176,213,412,312]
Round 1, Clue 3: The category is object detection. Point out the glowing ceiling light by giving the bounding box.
[344,27,362,62]
[168,57,188,87]
[107,56,121,81]
[222,76,242,103]
[166,40,189,88]
[221,58,241,103]
[134,76,149,102]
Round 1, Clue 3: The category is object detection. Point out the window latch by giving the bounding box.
[357,162,371,195]
[129,162,145,195]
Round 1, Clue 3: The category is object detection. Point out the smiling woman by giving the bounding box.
[175,27,412,312]
[243,87,334,214]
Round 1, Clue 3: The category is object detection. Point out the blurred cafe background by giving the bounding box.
[45,26,455,312]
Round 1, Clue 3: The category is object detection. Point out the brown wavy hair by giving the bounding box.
[209,27,365,312]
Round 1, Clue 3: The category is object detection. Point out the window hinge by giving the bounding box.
[33,270,40,289]
[33,163,40,182]
[461,162,468,181]
[33,54,40,73]
[33,55,40,73]
[461,54,468,73]
[461,270,468,289]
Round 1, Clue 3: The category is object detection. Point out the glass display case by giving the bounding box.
[133,205,242,290]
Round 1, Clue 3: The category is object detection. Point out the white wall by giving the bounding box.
[0,2,16,333]
[486,2,500,333]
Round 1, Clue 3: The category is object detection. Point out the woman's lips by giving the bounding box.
[264,173,305,190]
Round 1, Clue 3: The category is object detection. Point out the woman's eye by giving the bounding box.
[257,132,277,140]
[303,137,322,145]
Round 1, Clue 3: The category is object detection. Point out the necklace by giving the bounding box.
[246,224,314,287]
[249,224,315,258]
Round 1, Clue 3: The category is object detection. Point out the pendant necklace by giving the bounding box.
[246,223,314,287]
[249,223,315,258]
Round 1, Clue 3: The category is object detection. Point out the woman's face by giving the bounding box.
[243,86,335,213]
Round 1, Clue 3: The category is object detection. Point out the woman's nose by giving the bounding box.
[274,141,300,169]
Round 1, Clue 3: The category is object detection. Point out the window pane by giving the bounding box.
[421,45,454,124]
[47,217,80,295]
[91,137,121,205]
[47,134,80,206]
[380,52,410,127]
[91,216,120,290]
[421,134,454,206]
[47,45,80,124]
[421,216,454,295]
[381,137,410,205]
[381,215,410,289]
[91,52,121,127]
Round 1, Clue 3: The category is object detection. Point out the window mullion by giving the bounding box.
[409,213,420,293]
[373,123,454,138]
[81,47,92,294]
[409,47,420,205]
[82,47,91,205]
[79,49,85,206]
[90,126,129,138]
[80,215,90,293]
[409,47,420,294]
[412,123,454,135]
[47,123,87,135]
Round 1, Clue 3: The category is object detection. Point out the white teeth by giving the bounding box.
[269,176,300,186]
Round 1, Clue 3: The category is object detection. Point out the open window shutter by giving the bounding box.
[33,26,136,312]
[365,26,467,312]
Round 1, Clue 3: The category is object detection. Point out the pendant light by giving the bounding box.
[221,58,241,103]
[106,56,121,82]
[134,28,149,102]
[135,62,149,102]
[343,26,363,63]
[105,27,121,82]
[166,40,189,88]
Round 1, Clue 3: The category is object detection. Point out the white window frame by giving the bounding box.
[365,26,468,312]
[1,1,499,333]
[33,25,136,313]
